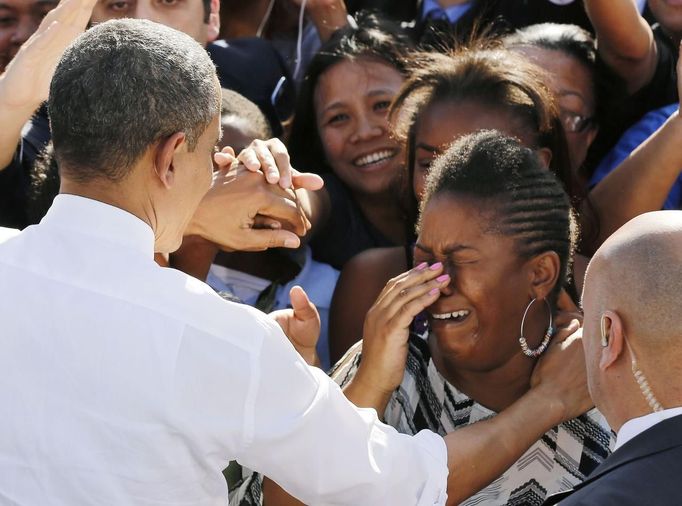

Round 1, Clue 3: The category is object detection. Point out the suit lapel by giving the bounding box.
[543,414,682,505]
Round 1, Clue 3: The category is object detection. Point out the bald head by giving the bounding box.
[585,211,682,352]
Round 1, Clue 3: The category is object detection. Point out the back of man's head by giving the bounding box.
[49,19,220,183]
[582,212,682,423]
[588,212,682,350]
[584,210,682,405]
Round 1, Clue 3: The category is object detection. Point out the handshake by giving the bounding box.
[184,138,323,253]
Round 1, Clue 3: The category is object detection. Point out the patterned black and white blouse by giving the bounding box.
[331,332,615,506]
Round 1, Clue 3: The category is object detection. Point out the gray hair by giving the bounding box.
[49,19,220,182]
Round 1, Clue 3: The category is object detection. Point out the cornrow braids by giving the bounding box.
[421,130,577,305]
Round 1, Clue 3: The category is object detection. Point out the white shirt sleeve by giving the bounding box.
[235,317,449,506]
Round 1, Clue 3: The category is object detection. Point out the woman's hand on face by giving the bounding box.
[354,262,450,399]
[216,139,324,191]
[530,320,593,423]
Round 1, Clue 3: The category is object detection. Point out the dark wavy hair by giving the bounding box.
[389,46,574,235]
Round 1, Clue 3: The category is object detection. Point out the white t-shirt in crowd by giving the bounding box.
[0,194,448,505]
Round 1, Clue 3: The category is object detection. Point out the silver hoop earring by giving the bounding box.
[519,298,554,358]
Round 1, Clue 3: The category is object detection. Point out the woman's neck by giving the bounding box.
[435,354,535,413]
[429,314,549,413]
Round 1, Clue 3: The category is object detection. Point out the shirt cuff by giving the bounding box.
[413,429,449,505]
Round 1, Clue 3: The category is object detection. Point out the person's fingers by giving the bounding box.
[289,286,318,323]
[379,274,450,324]
[552,320,581,343]
[237,147,263,172]
[386,287,443,336]
[241,228,301,251]
[252,215,282,230]
[214,151,237,168]
[375,262,443,308]
[251,140,280,184]
[42,0,97,31]
[256,193,308,237]
[291,170,324,191]
[266,138,293,189]
[220,146,235,157]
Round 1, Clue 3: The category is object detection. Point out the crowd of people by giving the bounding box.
[0,0,681,505]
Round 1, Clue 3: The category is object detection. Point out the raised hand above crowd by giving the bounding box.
[0,0,95,170]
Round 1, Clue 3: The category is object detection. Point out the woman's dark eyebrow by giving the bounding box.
[415,243,478,254]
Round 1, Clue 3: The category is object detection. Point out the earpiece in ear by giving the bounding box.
[600,313,609,347]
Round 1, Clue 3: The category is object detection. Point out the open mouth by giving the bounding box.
[429,309,470,323]
[353,149,398,168]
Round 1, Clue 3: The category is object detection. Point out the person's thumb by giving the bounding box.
[289,286,318,323]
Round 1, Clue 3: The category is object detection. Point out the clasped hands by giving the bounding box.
[186,138,322,252]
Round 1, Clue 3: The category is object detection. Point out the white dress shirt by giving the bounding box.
[614,407,682,451]
[0,195,448,505]
[0,226,20,243]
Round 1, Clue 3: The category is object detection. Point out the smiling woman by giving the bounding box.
[332,130,614,506]
[287,11,414,270]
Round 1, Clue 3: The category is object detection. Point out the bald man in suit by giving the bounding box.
[544,211,682,505]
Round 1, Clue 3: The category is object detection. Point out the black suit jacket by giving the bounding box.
[543,414,682,505]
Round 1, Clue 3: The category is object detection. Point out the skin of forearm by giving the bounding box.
[443,388,565,505]
[0,90,42,170]
[590,111,682,246]
[341,373,392,416]
[306,0,349,42]
[585,0,653,61]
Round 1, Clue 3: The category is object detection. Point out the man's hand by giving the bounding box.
[270,286,321,367]
[187,163,311,252]
[231,138,324,191]
[530,321,593,422]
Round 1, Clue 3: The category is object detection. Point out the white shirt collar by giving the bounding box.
[42,194,155,258]
[615,406,682,451]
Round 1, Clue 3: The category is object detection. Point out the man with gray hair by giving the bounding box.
[543,210,682,505]
[0,16,594,506]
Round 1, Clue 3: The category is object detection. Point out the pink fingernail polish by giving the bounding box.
[429,287,440,295]
[429,262,443,270]
[416,262,428,270]
[436,274,449,283]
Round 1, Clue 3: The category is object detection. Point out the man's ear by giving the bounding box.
[206,0,220,43]
[599,310,625,371]
[154,132,186,190]
[536,147,553,169]
[528,251,560,301]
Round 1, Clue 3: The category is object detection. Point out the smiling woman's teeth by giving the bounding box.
[354,150,394,167]
[431,310,470,321]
